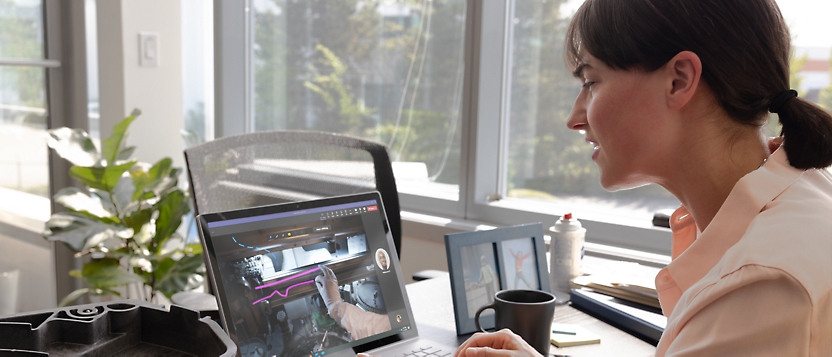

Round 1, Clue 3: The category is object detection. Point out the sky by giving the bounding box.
[561,0,832,49]
[777,0,832,48]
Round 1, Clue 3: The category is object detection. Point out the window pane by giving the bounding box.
[0,0,44,60]
[0,0,52,315]
[504,0,678,220]
[251,0,465,200]
[182,0,214,147]
[778,0,832,113]
[0,0,48,198]
[505,0,832,220]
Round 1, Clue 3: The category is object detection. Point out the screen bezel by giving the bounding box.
[197,191,419,356]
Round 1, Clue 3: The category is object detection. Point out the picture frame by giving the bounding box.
[444,223,550,335]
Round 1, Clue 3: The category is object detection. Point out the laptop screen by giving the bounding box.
[198,192,417,357]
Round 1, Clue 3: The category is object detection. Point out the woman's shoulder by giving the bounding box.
[718,173,832,297]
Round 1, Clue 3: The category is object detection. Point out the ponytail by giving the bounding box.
[774,97,832,169]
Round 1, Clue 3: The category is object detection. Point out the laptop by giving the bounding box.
[197,191,458,357]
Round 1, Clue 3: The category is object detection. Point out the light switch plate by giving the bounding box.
[139,32,160,67]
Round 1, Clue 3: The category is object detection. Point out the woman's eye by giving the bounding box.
[582,81,595,88]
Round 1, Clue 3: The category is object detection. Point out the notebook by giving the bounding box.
[197,191,458,357]
[550,323,601,348]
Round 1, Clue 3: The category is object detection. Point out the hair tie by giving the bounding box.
[768,89,798,113]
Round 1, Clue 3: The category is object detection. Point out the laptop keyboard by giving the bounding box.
[399,346,453,357]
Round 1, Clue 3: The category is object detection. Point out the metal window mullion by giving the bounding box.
[466,0,509,220]
[244,0,253,133]
[214,0,247,137]
[44,0,90,307]
[0,59,61,67]
[496,0,515,197]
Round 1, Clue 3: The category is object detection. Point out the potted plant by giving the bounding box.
[43,109,204,306]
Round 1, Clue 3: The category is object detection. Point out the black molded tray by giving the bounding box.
[0,300,236,356]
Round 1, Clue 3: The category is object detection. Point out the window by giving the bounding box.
[248,0,466,201]
[779,0,832,109]
[504,0,679,222]
[182,0,214,146]
[0,0,64,313]
[217,0,832,255]
[0,0,49,198]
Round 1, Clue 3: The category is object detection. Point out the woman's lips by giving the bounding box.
[586,138,599,160]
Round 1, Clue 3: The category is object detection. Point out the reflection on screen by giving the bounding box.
[215,215,401,357]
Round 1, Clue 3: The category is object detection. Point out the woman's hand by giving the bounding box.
[454,329,543,357]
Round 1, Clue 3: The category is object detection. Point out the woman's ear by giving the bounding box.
[665,51,702,109]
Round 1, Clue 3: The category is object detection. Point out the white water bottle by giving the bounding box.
[549,213,585,294]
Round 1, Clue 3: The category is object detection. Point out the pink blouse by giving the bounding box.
[655,147,832,356]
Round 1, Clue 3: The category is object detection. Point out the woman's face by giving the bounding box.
[566,52,673,190]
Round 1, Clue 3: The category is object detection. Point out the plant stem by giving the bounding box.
[108,190,122,218]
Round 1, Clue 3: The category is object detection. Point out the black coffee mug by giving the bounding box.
[474,289,556,355]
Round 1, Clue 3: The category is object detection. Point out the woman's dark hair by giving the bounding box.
[565,0,832,169]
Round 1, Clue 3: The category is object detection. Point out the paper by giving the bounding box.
[550,323,601,348]
[571,275,660,309]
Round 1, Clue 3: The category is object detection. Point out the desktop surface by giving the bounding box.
[406,274,657,357]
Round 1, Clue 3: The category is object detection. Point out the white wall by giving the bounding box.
[97,0,185,169]
[0,233,54,313]
[400,235,447,284]
[399,214,498,283]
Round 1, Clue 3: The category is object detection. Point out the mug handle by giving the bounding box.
[474,303,495,332]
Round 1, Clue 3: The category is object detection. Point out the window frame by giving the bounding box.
[214,0,673,256]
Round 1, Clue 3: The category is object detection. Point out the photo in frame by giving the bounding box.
[444,223,550,335]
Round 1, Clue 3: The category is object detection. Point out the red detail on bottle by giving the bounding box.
[563,213,573,220]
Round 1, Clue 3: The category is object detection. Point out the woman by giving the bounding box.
[455,0,832,356]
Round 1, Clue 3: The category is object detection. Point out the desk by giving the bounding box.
[406,274,656,357]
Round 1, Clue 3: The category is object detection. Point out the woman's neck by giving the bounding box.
[658,117,769,232]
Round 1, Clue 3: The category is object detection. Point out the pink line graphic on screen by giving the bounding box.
[252,280,315,305]
[251,267,322,305]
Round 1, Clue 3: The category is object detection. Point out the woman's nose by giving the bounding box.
[566,98,587,131]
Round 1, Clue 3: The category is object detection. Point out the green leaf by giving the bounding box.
[89,188,119,218]
[101,109,140,164]
[159,233,185,256]
[45,127,102,167]
[90,287,122,297]
[80,257,144,289]
[184,243,203,255]
[123,208,153,235]
[117,146,136,161]
[43,212,127,252]
[155,254,205,299]
[70,160,136,192]
[53,187,114,220]
[148,158,173,180]
[132,158,177,201]
[58,288,90,307]
[152,190,190,249]
[111,175,136,216]
[133,221,156,246]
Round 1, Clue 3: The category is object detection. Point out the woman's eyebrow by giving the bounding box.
[573,62,592,78]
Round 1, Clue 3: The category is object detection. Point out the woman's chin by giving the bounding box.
[599,174,652,192]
